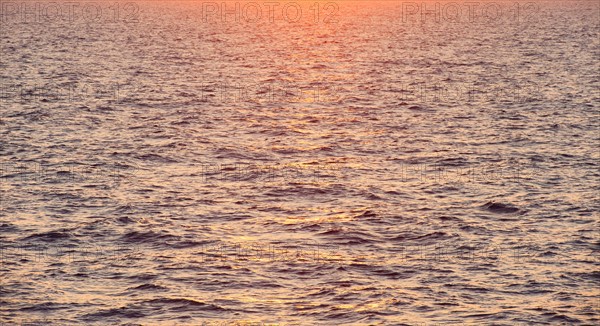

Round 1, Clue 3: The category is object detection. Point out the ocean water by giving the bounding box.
[0,1,599,325]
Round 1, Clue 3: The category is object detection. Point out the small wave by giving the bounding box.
[21,230,74,242]
[143,298,227,312]
[127,283,168,291]
[120,230,179,244]
[481,201,521,214]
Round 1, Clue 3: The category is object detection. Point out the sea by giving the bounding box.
[0,0,599,325]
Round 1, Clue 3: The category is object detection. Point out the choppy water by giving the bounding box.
[1,1,599,325]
